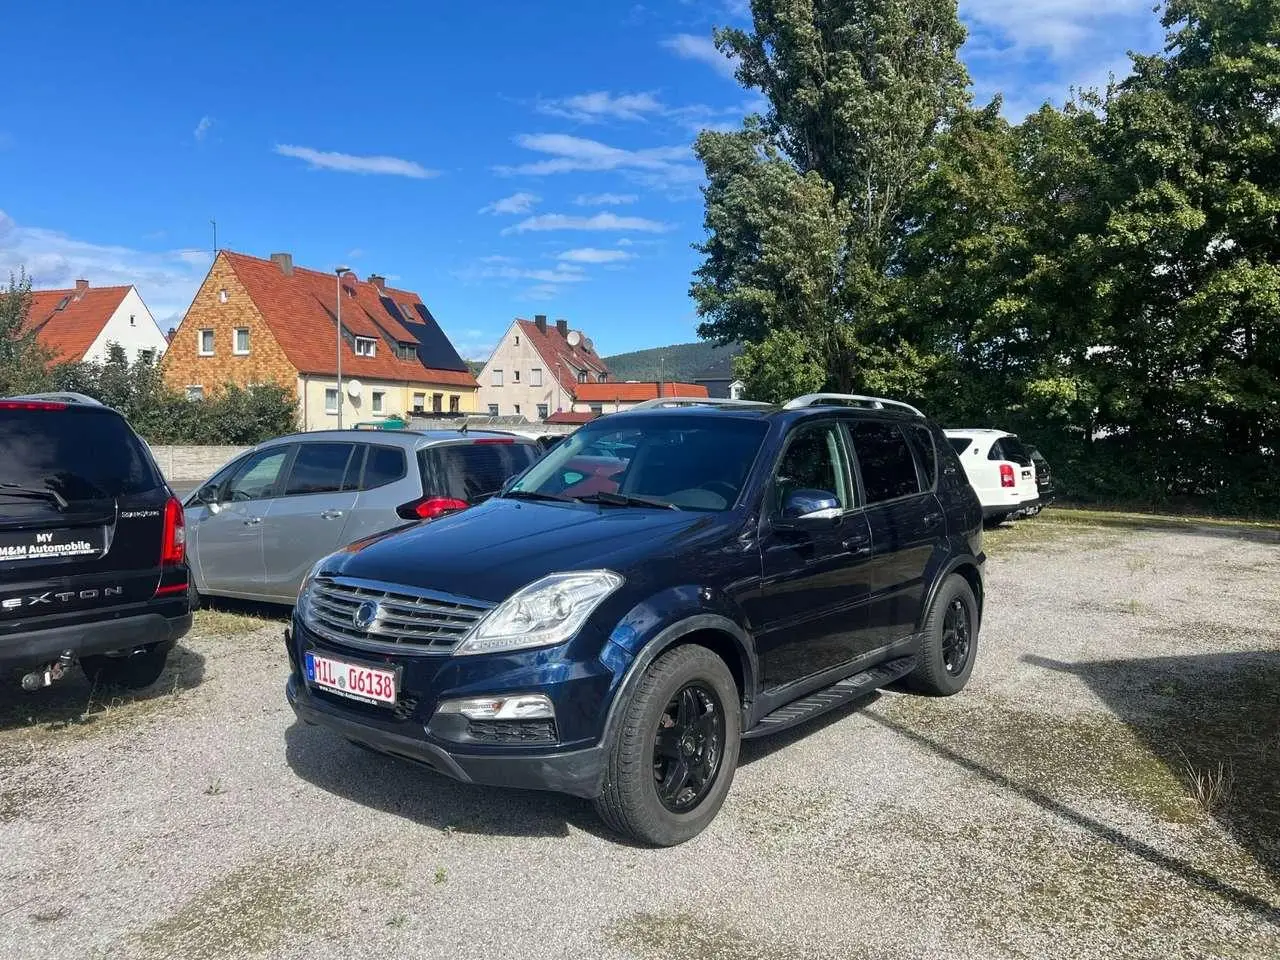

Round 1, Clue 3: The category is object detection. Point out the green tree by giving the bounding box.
[0,269,54,396]
[692,0,970,399]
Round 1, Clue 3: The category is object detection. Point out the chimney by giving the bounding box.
[270,252,293,276]
[534,314,548,334]
[75,279,89,297]
[556,319,569,338]
[369,274,386,293]
[166,327,176,342]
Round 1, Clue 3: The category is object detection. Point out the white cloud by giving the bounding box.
[497,134,700,192]
[961,0,1152,59]
[273,144,439,178]
[479,191,540,215]
[662,33,740,80]
[347,247,364,259]
[558,248,635,264]
[0,208,210,327]
[503,212,671,234]
[574,193,639,206]
[457,260,588,285]
[522,284,562,302]
[194,116,213,141]
[537,91,664,123]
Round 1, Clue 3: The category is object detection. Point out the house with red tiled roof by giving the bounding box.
[571,380,708,416]
[163,251,478,430]
[476,314,612,420]
[24,280,169,365]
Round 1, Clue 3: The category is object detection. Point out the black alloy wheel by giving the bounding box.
[940,598,972,676]
[652,683,726,813]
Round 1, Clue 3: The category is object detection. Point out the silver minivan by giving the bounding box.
[183,430,540,605]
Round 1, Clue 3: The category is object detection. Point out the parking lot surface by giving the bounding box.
[1,515,1277,959]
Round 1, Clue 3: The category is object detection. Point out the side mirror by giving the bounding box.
[780,489,842,522]
[195,485,222,512]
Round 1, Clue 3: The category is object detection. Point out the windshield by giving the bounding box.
[507,416,768,512]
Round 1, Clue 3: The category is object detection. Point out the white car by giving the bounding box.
[944,429,1041,523]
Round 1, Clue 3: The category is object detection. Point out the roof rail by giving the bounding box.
[627,397,773,412]
[4,391,104,407]
[784,393,924,417]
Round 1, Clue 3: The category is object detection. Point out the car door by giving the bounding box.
[258,441,361,602]
[847,420,945,649]
[749,421,874,690]
[191,445,293,598]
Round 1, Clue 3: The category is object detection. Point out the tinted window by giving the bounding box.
[362,445,407,490]
[510,417,768,512]
[988,436,1032,466]
[849,422,921,504]
[0,409,161,501]
[773,424,853,513]
[342,447,367,490]
[907,425,938,488]
[283,443,355,496]
[420,442,539,502]
[225,448,291,502]
[949,437,972,455]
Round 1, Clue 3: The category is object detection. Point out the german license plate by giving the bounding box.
[305,652,397,706]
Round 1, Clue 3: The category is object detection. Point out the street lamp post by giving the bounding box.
[335,266,351,429]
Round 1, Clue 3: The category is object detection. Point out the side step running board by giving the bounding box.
[742,656,917,740]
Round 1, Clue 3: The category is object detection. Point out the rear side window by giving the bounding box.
[283,443,356,496]
[419,442,540,502]
[907,425,938,489]
[0,408,161,500]
[361,445,407,490]
[848,421,922,504]
[949,437,972,455]
[989,436,1032,466]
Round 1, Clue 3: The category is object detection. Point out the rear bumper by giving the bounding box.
[0,610,192,672]
[983,496,1042,520]
[287,674,607,798]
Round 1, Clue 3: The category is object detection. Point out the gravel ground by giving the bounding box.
[1,516,1278,960]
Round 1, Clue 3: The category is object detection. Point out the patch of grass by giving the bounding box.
[192,606,275,637]
[130,852,329,960]
[609,911,854,960]
[1053,505,1280,533]
[1184,757,1235,816]
[386,913,408,929]
[433,866,447,885]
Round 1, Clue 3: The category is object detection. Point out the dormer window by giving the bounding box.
[354,337,377,357]
[577,370,587,383]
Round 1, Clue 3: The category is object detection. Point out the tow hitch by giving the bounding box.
[20,651,76,691]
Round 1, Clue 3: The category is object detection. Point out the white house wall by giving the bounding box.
[476,321,568,419]
[84,287,170,364]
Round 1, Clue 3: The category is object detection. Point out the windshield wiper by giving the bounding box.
[501,489,574,504]
[576,491,681,511]
[0,482,69,510]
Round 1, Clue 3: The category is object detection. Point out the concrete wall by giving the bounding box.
[147,444,250,483]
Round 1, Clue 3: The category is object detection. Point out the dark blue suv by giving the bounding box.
[285,395,985,845]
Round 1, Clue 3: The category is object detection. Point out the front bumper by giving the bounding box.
[287,674,607,798]
[0,609,191,672]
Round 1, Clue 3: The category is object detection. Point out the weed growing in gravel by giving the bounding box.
[434,867,447,884]
[1182,755,1235,816]
[204,778,226,796]
[387,913,409,929]
[610,910,851,960]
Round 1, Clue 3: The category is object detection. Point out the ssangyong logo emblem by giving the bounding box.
[352,601,380,630]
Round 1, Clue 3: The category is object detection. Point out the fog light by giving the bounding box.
[436,693,555,721]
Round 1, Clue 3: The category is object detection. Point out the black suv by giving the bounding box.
[0,393,191,691]
[286,394,985,845]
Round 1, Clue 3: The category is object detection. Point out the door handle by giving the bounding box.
[243,517,262,526]
[923,512,943,527]
[843,538,872,556]
[320,510,344,520]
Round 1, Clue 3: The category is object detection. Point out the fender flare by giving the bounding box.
[917,555,985,632]
[599,613,758,749]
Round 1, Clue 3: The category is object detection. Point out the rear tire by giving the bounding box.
[594,645,740,847]
[906,574,979,697]
[81,643,173,691]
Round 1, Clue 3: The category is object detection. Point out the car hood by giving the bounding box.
[322,497,719,602]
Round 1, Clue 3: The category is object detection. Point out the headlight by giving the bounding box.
[454,570,623,656]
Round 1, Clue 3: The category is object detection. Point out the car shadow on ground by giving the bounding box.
[1024,650,1280,893]
[282,720,620,843]
[0,642,207,735]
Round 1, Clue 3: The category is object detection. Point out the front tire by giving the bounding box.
[906,574,979,696]
[594,645,740,847]
[81,642,173,690]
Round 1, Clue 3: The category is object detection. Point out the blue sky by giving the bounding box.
[1,1,1163,360]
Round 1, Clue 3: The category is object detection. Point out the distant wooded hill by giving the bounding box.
[604,341,742,382]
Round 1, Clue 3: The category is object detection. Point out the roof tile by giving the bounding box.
[24,285,131,362]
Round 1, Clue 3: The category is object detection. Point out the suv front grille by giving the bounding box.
[304,577,493,655]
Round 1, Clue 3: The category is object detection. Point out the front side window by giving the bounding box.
[324,388,339,414]
[849,421,922,504]
[199,329,214,355]
[284,443,356,496]
[372,391,384,414]
[225,448,291,502]
[508,417,768,512]
[233,327,250,354]
[771,424,853,515]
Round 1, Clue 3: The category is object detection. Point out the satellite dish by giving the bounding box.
[567,330,581,347]
[346,379,363,399]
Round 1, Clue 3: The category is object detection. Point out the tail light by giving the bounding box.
[397,497,468,521]
[161,496,186,565]
[0,400,68,411]
[473,438,514,445]
[1000,464,1016,488]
